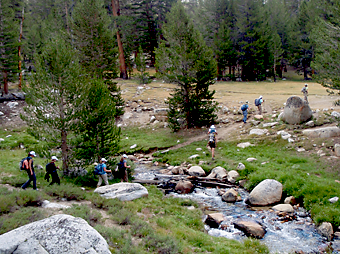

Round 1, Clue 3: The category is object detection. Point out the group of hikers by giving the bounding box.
[20,151,131,190]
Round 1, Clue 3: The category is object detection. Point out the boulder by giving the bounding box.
[272,204,294,213]
[188,154,200,159]
[237,142,254,148]
[237,163,246,170]
[254,115,264,120]
[233,219,266,239]
[205,213,225,228]
[334,144,340,157]
[331,111,340,118]
[246,158,257,162]
[284,196,297,205]
[150,115,156,123]
[281,96,312,124]
[318,222,334,241]
[329,197,339,203]
[249,129,268,136]
[0,214,110,254]
[188,166,206,177]
[94,183,148,201]
[248,179,283,206]
[175,180,194,194]
[206,166,227,180]
[227,170,240,183]
[222,188,239,202]
[262,122,278,128]
[303,127,340,138]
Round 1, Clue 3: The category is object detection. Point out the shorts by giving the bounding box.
[208,141,216,148]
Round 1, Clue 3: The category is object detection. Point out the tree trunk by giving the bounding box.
[273,56,276,82]
[18,7,24,90]
[111,0,128,79]
[3,71,8,94]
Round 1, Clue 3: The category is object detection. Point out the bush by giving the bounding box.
[44,183,86,201]
[64,205,102,227]
[16,189,46,207]
[1,176,28,187]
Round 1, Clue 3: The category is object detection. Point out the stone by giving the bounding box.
[254,115,264,120]
[237,142,254,148]
[196,148,202,151]
[227,170,240,183]
[248,179,283,206]
[277,112,284,120]
[305,120,315,127]
[303,127,340,138]
[0,138,4,142]
[7,101,19,108]
[334,144,340,157]
[206,166,227,180]
[188,154,200,159]
[222,188,239,202]
[94,183,148,201]
[150,116,156,123]
[249,129,268,135]
[0,111,4,116]
[130,144,137,149]
[127,155,137,161]
[172,166,184,175]
[154,108,168,114]
[247,158,257,162]
[233,219,266,239]
[175,180,194,194]
[237,163,246,170]
[331,111,340,118]
[281,96,312,124]
[262,122,278,128]
[188,166,206,177]
[318,222,334,241]
[41,200,70,209]
[296,148,306,152]
[277,130,291,140]
[222,106,229,114]
[329,197,339,203]
[284,196,297,205]
[205,213,225,228]
[272,204,294,213]
[0,214,111,254]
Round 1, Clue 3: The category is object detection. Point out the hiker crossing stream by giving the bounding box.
[133,164,339,254]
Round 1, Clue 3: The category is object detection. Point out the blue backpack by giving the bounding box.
[94,164,103,175]
[255,98,260,106]
[241,104,247,111]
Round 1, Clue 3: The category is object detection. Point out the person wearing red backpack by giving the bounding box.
[21,151,37,190]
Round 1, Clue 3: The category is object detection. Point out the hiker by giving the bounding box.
[117,154,130,182]
[301,83,308,103]
[241,101,249,124]
[207,125,217,160]
[45,156,60,185]
[97,158,111,187]
[21,151,37,190]
[255,96,264,115]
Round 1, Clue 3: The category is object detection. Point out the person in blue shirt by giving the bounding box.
[257,96,264,115]
[117,154,130,182]
[22,151,37,190]
[241,101,249,124]
[97,158,111,187]
[207,125,217,160]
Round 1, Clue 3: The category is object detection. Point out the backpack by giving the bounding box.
[94,164,103,175]
[19,157,29,171]
[255,98,260,106]
[117,161,125,171]
[241,104,247,111]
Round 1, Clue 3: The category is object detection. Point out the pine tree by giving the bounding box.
[22,36,84,172]
[155,2,217,131]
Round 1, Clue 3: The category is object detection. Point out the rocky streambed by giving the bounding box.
[133,163,340,254]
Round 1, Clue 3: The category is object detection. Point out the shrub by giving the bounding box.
[16,189,46,207]
[0,195,17,214]
[145,233,181,254]
[1,176,28,187]
[64,205,102,227]
[44,183,86,201]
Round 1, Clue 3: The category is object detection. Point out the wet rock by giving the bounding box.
[205,213,225,228]
[175,180,194,194]
[272,204,294,213]
[237,163,246,170]
[188,166,206,177]
[206,166,227,180]
[281,96,312,124]
[227,170,239,183]
[237,142,254,148]
[318,222,333,241]
[284,196,297,205]
[0,214,111,254]
[303,127,340,138]
[248,179,283,206]
[334,144,340,156]
[233,219,266,239]
[159,169,171,174]
[94,183,148,201]
[250,129,268,135]
[222,188,239,202]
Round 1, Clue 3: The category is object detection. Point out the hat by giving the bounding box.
[305,83,308,86]
[210,125,215,129]
[29,151,36,157]
[123,154,128,158]
[259,95,263,99]
[51,156,58,161]
[101,158,107,162]
[246,101,249,104]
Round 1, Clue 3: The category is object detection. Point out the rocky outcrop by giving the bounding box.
[0,214,110,254]
[206,166,227,180]
[233,219,266,239]
[175,180,194,194]
[281,96,312,124]
[248,179,283,206]
[188,166,206,177]
[94,182,148,201]
[205,213,225,228]
[303,127,340,138]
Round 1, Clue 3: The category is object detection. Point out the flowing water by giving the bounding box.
[134,164,339,253]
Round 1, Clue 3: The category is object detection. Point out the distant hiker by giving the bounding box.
[21,151,37,190]
[117,154,130,182]
[207,125,217,160]
[97,158,111,187]
[45,156,60,185]
[241,101,249,124]
[255,96,264,115]
[301,84,308,103]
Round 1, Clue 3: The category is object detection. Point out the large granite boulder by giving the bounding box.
[272,204,294,213]
[0,214,110,254]
[233,219,266,239]
[281,96,312,124]
[206,166,227,180]
[248,179,283,206]
[188,166,206,177]
[175,180,194,194]
[94,182,148,201]
[303,127,340,138]
[227,170,240,183]
[205,213,225,228]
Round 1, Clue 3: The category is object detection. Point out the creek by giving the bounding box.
[133,164,340,254]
